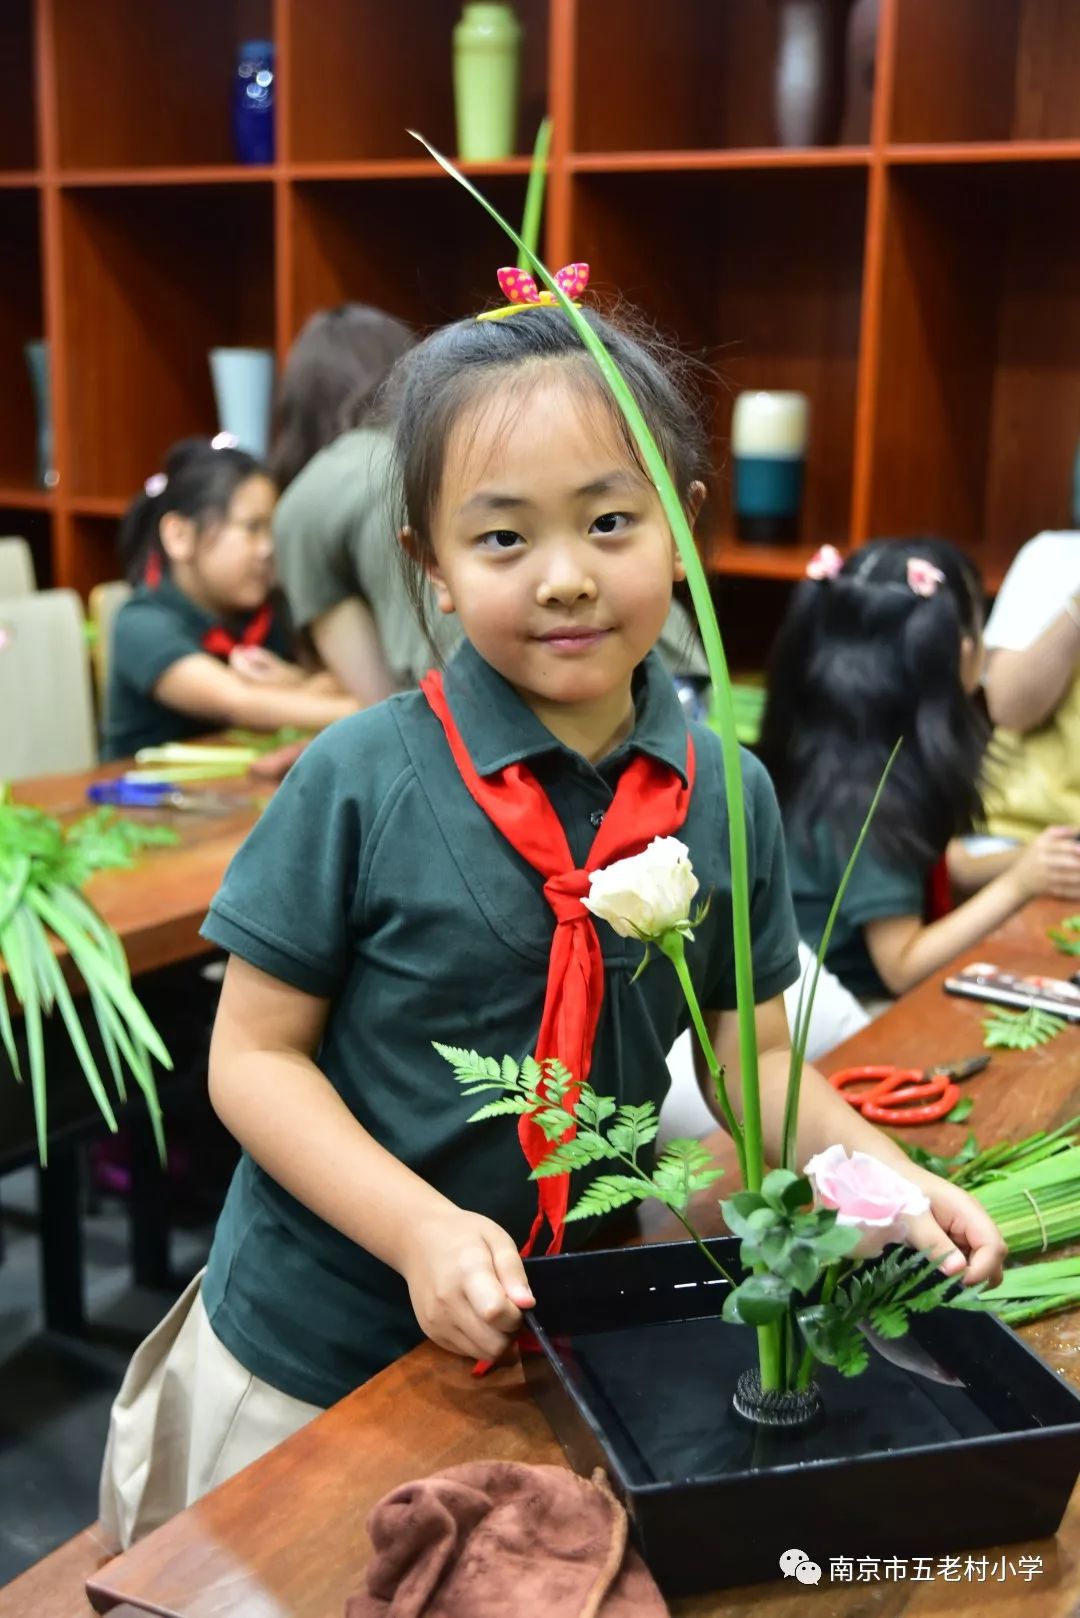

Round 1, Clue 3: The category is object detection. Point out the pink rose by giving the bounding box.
[803,1145,930,1259]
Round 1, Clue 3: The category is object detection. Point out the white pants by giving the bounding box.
[659,941,874,1143]
[99,1270,321,1548]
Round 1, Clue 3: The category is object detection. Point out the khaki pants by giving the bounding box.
[99,1270,322,1548]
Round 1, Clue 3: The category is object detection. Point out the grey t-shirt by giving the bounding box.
[272,427,709,690]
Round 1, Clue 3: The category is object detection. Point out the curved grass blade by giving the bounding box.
[517,116,552,269]
[6,909,47,1163]
[25,908,119,1135]
[27,888,172,1071]
[0,853,31,936]
[781,739,902,1171]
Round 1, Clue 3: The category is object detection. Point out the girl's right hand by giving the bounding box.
[1012,825,1080,902]
[401,1208,536,1362]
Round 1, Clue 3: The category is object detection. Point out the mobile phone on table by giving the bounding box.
[944,962,1080,1023]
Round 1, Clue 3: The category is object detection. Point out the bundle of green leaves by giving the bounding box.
[0,788,175,1163]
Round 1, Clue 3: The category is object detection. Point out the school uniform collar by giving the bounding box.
[441,637,691,784]
[143,574,275,640]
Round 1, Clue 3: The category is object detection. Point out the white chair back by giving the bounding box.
[0,589,97,781]
[0,537,36,598]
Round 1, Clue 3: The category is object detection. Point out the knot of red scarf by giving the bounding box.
[421,670,695,1261]
[201,603,275,660]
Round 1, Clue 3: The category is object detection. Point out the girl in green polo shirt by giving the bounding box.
[758,538,1080,1004]
[104,437,358,759]
[100,306,1004,1547]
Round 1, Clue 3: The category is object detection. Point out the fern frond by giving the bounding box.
[564,1175,655,1222]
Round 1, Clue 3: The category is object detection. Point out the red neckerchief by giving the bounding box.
[201,603,275,659]
[422,669,695,1258]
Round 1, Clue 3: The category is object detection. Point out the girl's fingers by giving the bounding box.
[488,1232,536,1313]
[461,1255,524,1338]
[904,1210,965,1275]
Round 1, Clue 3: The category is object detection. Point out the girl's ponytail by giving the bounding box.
[759,536,988,866]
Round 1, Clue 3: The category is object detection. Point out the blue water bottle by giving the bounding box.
[232,40,275,165]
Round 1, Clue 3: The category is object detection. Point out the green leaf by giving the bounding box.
[564,1174,655,1223]
[982,1006,1066,1051]
[0,852,31,936]
[944,1095,974,1124]
[774,1240,820,1295]
[530,1136,615,1178]
[575,1088,617,1131]
[517,115,552,270]
[25,908,118,1136]
[726,1273,792,1326]
[606,1102,660,1160]
[467,1096,531,1122]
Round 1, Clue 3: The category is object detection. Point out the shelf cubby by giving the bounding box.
[0,189,45,494]
[867,159,1080,587]
[572,0,875,155]
[570,167,866,555]
[51,0,273,171]
[0,508,53,590]
[287,0,549,164]
[0,0,37,172]
[289,175,530,334]
[889,0,1080,145]
[59,184,275,501]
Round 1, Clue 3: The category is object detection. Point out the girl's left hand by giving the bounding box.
[904,1170,1007,1287]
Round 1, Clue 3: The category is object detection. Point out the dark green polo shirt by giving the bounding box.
[786,820,926,998]
[103,578,294,760]
[199,641,800,1407]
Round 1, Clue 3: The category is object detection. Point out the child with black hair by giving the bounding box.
[100,301,1002,1546]
[758,538,1080,1001]
[105,437,357,759]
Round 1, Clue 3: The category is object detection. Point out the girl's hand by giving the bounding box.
[402,1208,536,1362]
[1012,825,1080,902]
[904,1169,1006,1288]
[228,645,305,687]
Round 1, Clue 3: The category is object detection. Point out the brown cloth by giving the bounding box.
[347,1461,670,1618]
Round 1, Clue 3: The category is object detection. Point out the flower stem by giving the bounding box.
[662,934,747,1184]
[661,931,783,1387]
[797,1262,843,1390]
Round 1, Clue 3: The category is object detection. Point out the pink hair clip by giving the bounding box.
[805,544,843,581]
[211,431,239,451]
[476,263,590,322]
[144,472,167,498]
[907,557,945,598]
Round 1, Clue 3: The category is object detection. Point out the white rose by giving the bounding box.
[583,837,700,942]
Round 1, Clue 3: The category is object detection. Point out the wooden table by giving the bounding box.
[81,897,1080,1617]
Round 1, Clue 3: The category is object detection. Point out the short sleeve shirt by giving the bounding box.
[785,822,926,999]
[272,427,708,688]
[199,642,799,1406]
[103,578,295,760]
[983,532,1080,651]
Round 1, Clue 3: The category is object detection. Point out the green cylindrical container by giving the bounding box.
[453,3,522,162]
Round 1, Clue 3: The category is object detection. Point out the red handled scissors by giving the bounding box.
[828,1055,990,1126]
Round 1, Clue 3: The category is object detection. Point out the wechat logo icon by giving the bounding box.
[779,1548,822,1585]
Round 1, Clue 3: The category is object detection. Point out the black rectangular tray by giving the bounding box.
[523,1237,1080,1595]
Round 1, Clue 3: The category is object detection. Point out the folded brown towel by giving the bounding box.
[347,1460,669,1618]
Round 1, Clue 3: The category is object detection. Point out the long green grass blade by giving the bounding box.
[27,888,172,1070]
[517,116,552,269]
[0,969,18,1081]
[781,740,902,1170]
[87,984,165,1162]
[410,130,790,1390]
[0,853,31,935]
[25,909,119,1135]
[8,909,47,1164]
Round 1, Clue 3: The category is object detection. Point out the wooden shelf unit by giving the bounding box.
[2,0,1077,607]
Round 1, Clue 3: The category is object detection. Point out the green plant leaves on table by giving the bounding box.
[1048,915,1080,957]
[982,1005,1067,1051]
[0,791,176,1164]
[944,1096,975,1124]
